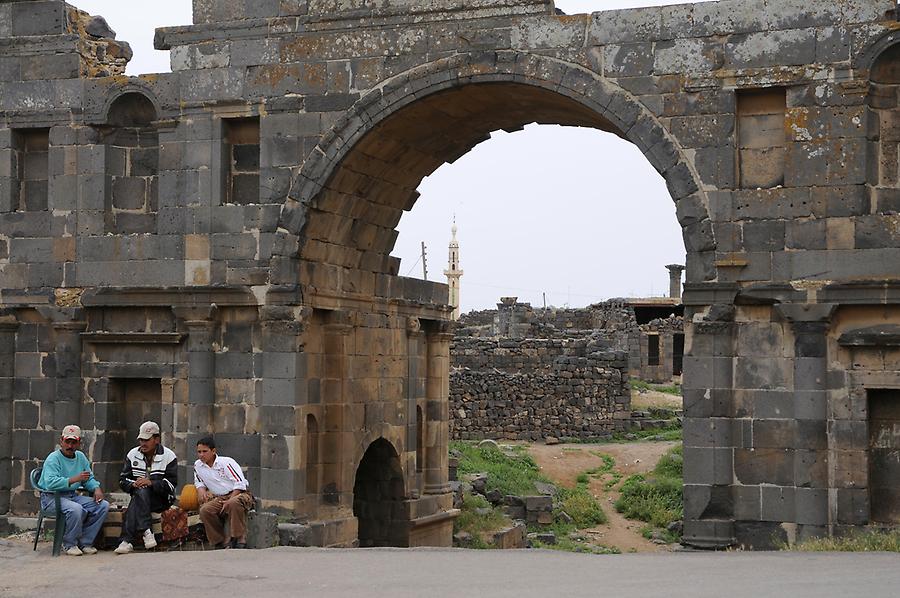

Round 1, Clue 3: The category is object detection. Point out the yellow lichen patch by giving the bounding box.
[55,288,84,308]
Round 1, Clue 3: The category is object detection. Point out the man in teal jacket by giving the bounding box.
[38,425,110,555]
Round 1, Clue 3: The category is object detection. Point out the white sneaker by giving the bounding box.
[142,529,157,550]
[114,541,134,555]
[65,546,83,556]
[80,546,98,555]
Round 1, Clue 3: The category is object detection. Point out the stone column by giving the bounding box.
[322,320,352,509]
[775,303,836,538]
[50,317,86,429]
[424,325,452,495]
[0,315,19,514]
[666,264,685,300]
[681,305,735,548]
[182,317,217,441]
[406,317,425,497]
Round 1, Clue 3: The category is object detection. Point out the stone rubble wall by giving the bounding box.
[450,335,630,440]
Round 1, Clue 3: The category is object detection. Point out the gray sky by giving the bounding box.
[73,0,711,311]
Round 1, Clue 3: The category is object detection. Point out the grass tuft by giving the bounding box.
[614,445,683,532]
[451,441,549,496]
[785,530,900,552]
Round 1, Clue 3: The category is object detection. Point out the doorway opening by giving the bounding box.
[352,438,408,547]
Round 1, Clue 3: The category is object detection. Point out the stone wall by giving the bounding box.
[450,337,629,440]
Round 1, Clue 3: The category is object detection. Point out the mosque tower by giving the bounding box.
[444,220,463,320]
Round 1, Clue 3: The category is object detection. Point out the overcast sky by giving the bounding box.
[73,0,712,311]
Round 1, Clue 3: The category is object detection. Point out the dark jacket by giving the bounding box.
[119,444,178,504]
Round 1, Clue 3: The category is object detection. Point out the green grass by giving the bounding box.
[452,441,612,554]
[532,536,621,554]
[614,445,683,533]
[785,530,900,552]
[558,485,608,527]
[453,494,512,548]
[629,378,682,396]
[560,425,682,445]
[451,441,550,496]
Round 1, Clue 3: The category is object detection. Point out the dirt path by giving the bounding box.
[527,441,679,554]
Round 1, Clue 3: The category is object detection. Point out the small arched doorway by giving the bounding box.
[353,438,408,547]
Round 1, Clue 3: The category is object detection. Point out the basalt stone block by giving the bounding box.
[760,485,795,522]
[247,510,279,549]
[260,432,291,468]
[734,520,787,550]
[11,1,65,37]
[734,448,794,486]
[260,468,302,502]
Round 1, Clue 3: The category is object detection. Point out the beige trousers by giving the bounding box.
[198,492,254,545]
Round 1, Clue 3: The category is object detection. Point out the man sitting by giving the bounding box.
[114,421,177,555]
[194,436,254,549]
[38,425,110,556]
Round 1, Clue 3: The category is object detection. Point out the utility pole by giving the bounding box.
[543,292,547,311]
[421,241,428,280]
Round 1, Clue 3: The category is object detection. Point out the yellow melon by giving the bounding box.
[179,483,199,512]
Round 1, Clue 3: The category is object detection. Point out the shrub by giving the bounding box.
[614,444,683,530]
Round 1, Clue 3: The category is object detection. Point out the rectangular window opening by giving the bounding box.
[223,117,260,205]
[647,334,660,367]
[13,128,50,212]
[672,333,685,376]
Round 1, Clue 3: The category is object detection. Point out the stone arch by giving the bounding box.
[98,89,161,234]
[91,83,162,126]
[278,51,715,283]
[352,437,408,547]
[866,40,900,216]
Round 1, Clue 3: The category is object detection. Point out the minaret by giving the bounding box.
[444,220,463,320]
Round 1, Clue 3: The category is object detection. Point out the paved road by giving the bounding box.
[2,538,899,597]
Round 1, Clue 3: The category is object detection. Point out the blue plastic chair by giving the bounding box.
[30,467,67,556]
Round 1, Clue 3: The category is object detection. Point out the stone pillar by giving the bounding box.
[681,305,735,548]
[776,303,836,539]
[666,264,685,300]
[322,320,352,510]
[50,317,86,430]
[424,325,452,495]
[406,317,425,497]
[0,315,19,514]
[183,317,217,442]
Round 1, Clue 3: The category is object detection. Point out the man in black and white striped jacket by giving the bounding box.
[114,421,178,555]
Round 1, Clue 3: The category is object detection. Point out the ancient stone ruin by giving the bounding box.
[449,296,683,441]
[2,0,900,549]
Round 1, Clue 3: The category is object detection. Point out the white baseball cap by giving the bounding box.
[62,425,82,440]
[137,421,160,440]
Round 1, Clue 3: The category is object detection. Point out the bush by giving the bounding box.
[614,444,683,530]
[558,486,607,528]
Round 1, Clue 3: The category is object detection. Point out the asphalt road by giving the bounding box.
[2,539,898,598]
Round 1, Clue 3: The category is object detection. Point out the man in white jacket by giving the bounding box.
[193,436,254,549]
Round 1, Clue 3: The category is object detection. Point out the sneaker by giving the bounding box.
[142,529,157,550]
[80,546,98,555]
[114,541,134,555]
[65,546,83,556]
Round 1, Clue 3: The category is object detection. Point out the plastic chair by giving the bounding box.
[29,467,67,556]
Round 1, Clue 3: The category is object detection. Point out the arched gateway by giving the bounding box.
[1,0,900,550]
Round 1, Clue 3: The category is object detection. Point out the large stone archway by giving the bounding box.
[2,0,900,550]
[278,53,714,285]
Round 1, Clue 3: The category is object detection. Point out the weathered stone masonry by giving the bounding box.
[2,0,900,549]
[450,336,630,441]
